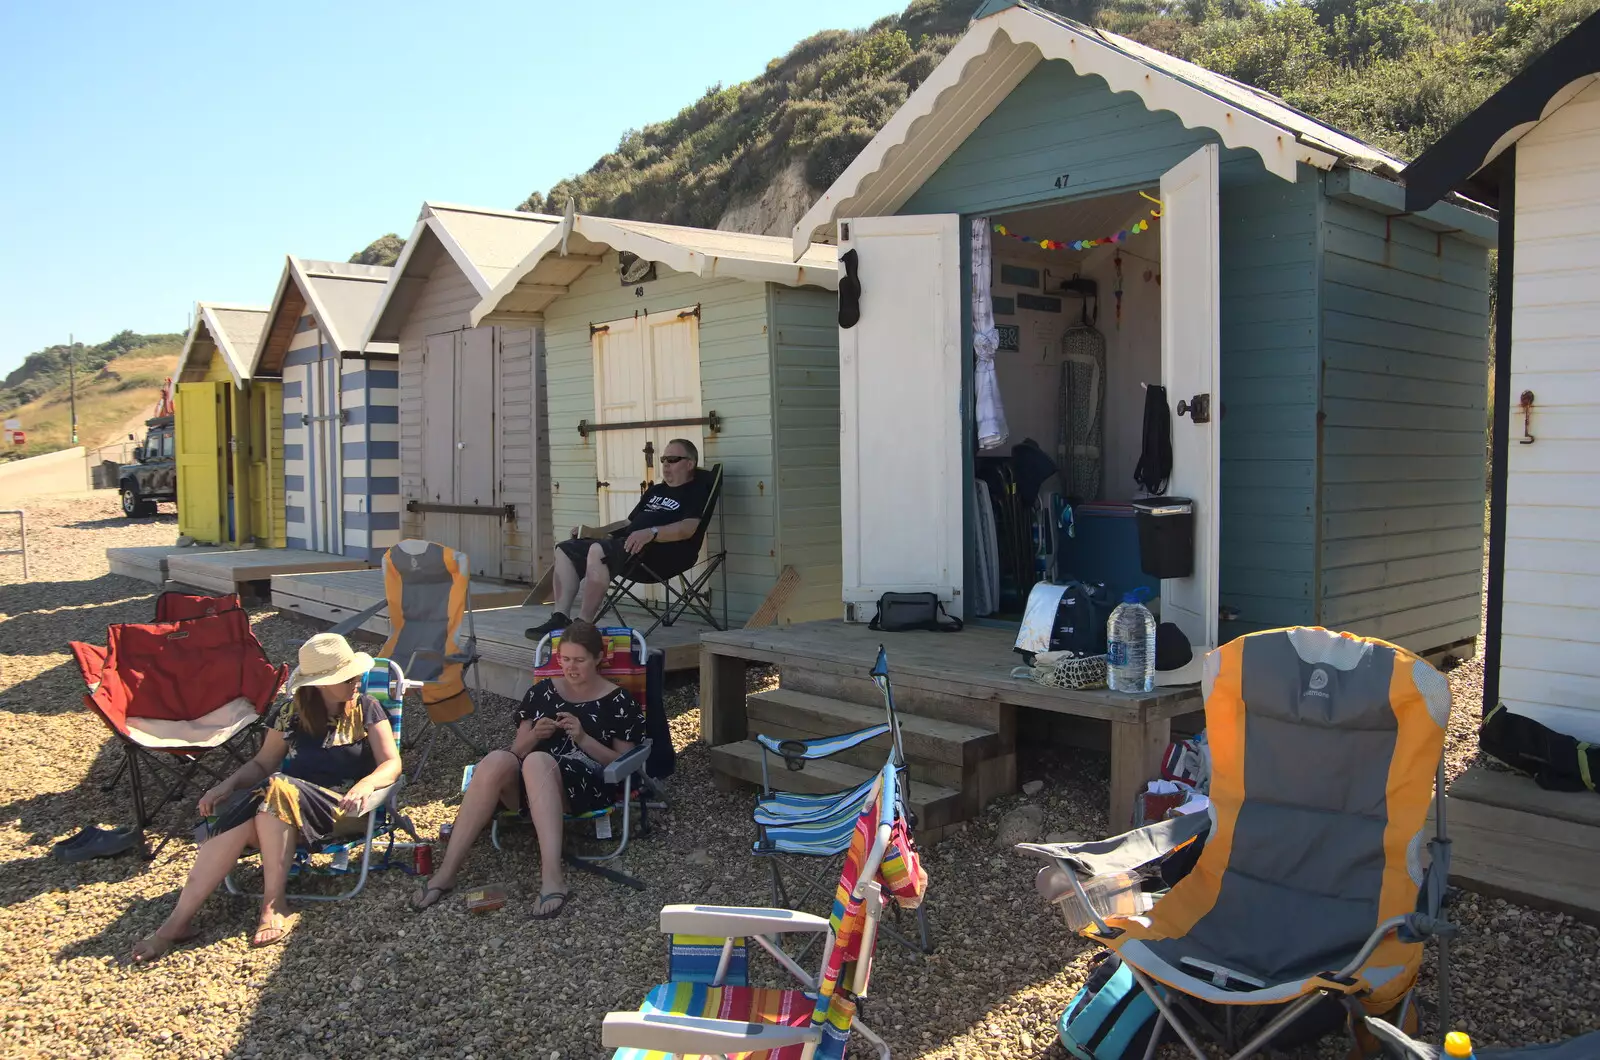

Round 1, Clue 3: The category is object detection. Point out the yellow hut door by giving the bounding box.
[176,381,227,544]
[249,381,286,547]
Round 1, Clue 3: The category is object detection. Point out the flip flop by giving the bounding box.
[250,912,290,948]
[531,891,569,920]
[130,927,200,965]
[410,881,455,912]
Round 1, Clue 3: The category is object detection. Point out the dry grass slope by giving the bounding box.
[0,346,180,465]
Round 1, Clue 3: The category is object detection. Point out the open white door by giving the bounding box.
[1159,144,1221,650]
[838,214,963,621]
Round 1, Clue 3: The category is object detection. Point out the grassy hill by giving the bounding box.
[0,342,181,465]
[499,0,1597,234]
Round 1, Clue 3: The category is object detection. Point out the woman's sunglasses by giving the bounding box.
[660,455,691,465]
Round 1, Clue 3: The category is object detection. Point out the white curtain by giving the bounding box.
[972,217,1009,451]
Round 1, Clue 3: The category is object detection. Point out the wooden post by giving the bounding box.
[1108,713,1171,832]
[699,646,748,747]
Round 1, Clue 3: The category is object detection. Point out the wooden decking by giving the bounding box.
[699,620,1202,833]
[106,544,237,586]
[269,567,712,701]
[163,548,371,596]
[1443,766,1600,924]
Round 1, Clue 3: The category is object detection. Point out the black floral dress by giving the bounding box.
[209,694,391,846]
[513,680,645,814]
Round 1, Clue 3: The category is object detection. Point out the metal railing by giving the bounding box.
[0,510,28,579]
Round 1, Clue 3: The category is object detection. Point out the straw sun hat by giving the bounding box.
[286,633,374,696]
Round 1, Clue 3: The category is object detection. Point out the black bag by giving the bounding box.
[1481,702,1599,793]
[1032,580,1112,659]
[869,592,963,633]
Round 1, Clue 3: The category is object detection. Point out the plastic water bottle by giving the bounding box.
[1107,589,1156,693]
[1444,1032,1476,1059]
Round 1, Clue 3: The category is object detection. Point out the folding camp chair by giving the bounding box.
[225,657,425,902]
[70,604,288,855]
[602,762,926,1060]
[752,645,934,956]
[1022,627,1456,1060]
[329,539,485,781]
[468,626,673,890]
[596,464,728,635]
[154,590,243,622]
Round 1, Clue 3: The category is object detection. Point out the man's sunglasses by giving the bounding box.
[660,455,692,465]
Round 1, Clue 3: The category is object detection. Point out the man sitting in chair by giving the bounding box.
[525,438,710,640]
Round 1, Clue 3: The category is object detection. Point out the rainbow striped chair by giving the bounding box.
[603,763,925,1060]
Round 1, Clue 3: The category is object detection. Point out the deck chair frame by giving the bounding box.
[478,627,669,891]
[752,646,934,957]
[224,658,424,903]
[596,464,729,635]
[602,764,909,1060]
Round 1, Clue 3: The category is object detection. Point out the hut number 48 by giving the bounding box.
[1053,173,1070,188]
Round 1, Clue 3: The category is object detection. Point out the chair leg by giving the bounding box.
[1125,965,1209,1060]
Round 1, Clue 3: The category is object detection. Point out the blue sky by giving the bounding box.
[0,0,905,376]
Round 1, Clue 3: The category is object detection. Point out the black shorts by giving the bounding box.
[557,535,631,580]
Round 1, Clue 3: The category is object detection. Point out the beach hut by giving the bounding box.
[251,257,398,560]
[1404,12,1600,751]
[786,0,1498,658]
[470,212,841,624]
[174,302,274,546]
[360,202,560,581]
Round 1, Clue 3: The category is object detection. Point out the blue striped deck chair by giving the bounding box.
[752,645,933,955]
[225,658,423,902]
[603,764,914,1060]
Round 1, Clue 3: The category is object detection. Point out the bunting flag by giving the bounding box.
[993,191,1163,253]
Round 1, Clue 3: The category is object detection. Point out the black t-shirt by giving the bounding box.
[273,693,389,790]
[625,474,711,568]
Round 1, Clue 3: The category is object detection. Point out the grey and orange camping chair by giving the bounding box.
[330,539,484,781]
[601,762,926,1059]
[70,599,287,855]
[1022,627,1457,1060]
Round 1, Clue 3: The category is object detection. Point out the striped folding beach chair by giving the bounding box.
[602,763,926,1059]
[225,657,423,902]
[752,646,933,955]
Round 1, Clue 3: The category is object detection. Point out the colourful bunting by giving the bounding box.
[992,209,1159,253]
[992,192,1165,253]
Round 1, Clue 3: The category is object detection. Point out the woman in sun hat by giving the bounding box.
[131,633,400,963]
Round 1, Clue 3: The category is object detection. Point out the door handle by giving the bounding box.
[1176,394,1211,423]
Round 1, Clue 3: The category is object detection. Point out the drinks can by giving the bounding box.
[440,822,453,844]
[414,842,433,876]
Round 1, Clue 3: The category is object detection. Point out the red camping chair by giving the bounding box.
[70,605,287,852]
[154,590,242,622]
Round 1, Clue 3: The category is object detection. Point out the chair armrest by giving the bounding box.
[328,600,386,638]
[603,739,652,785]
[1017,810,1209,878]
[659,904,829,937]
[601,1012,818,1054]
[757,723,890,762]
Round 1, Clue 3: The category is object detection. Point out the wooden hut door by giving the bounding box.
[422,332,459,552]
[836,214,964,622]
[1159,144,1222,651]
[454,327,500,578]
[592,315,648,529]
[176,381,226,544]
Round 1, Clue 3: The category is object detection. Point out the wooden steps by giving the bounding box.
[1438,767,1600,925]
[708,739,966,841]
[746,687,999,790]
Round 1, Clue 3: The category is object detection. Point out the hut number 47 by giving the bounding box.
[1053,173,1070,188]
